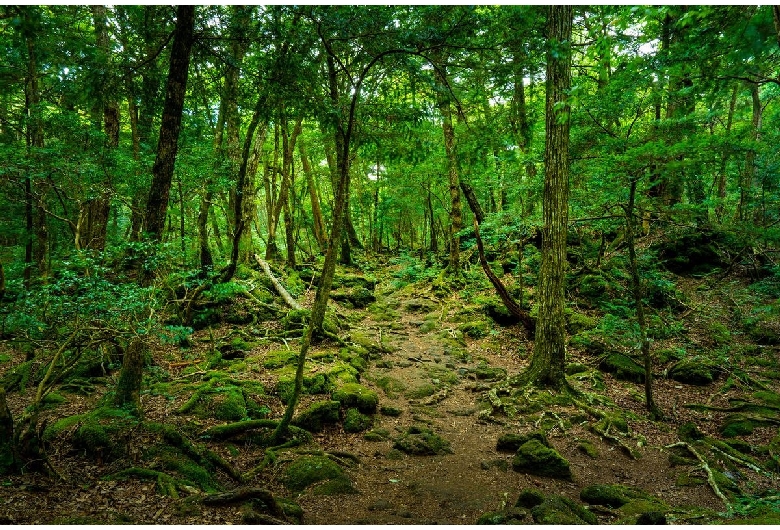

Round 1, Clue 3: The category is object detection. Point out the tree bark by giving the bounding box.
[300,141,328,252]
[432,54,462,275]
[113,338,147,415]
[143,5,195,242]
[625,178,663,420]
[523,4,572,390]
[0,387,17,474]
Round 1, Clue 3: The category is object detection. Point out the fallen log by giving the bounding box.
[254,254,303,310]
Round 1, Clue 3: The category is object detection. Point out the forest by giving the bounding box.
[1,4,779,525]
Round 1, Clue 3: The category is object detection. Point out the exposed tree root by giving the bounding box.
[666,442,731,511]
[254,254,302,310]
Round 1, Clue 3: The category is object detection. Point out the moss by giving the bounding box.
[669,356,719,385]
[497,431,549,453]
[565,363,589,375]
[720,414,759,437]
[599,353,645,383]
[211,389,247,421]
[405,383,436,400]
[618,498,669,517]
[476,509,528,524]
[512,439,571,479]
[74,422,110,454]
[159,451,218,493]
[343,408,373,433]
[282,456,345,492]
[262,349,297,369]
[43,414,85,442]
[276,370,330,404]
[311,476,359,495]
[380,405,403,417]
[327,361,360,386]
[576,440,599,458]
[331,287,376,309]
[531,495,597,525]
[656,347,686,364]
[458,320,491,339]
[474,363,507,381]
[567,312,598,334]
[331,383,379,412]
[678,422,705,442]
[278,498,303,523]
[393,425,452,455]
[364,428,390,441]
[675,473,706,487]
[707,321,732,345]
[594,413,629,435]
[292,400,340,433]
[515,488,545,509]
[373,375,406,397]
[580,484,653,508]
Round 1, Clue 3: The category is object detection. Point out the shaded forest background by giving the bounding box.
[1,5,780,525]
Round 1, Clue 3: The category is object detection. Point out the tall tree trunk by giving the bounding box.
[737,82,761,222]
[143,5,195,242]
[714,84,737,223]
[300,141,328,252]
[432,54,462,276]
[523,4,572,390]
[266,116,301,261]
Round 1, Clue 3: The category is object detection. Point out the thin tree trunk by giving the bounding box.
[714,85,737,223]
[523,4,572,390]
[625,177,663,420]
[299,141,327,252]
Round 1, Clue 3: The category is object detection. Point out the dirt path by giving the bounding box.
[292,291,723,524]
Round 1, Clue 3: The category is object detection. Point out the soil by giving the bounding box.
[1,267,778,525]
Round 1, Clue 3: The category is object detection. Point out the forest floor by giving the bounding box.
[1,255,779,524]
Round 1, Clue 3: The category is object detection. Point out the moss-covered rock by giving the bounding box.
[292,400,340,433]
[311,476,359,495]
[668,356,719,385]
[474,363,507,381]
[331,287,376,309]
[512,439,572,480]
[566,363,589,375]
[210,389,247,421]
[476,508,529,524]
[276,370,330,404]
[599,353,645,383]
[580,484,653,508]
[678,422,705,442]
[576,440,599,458]
[364,428,390,441]
[262,349,297,369]
[515,488,545,509]
[343,408,373,433]
[331,383,379,412]
[497,431,549,453]
[380,405,403,417]
[282,456,346,492]
[483,298,522,326]
[530,495,597,524]
[393,425,452,456]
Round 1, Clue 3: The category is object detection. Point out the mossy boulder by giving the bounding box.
[497,431,549,453]
[393,425,452,455]
[531,495,597,525]
[276,369,330,404]
[476,509,529,524]
[580,484,653,508]
[292,400,340,432]
[515,488,546,509]
[331,383,379,412]
[599,353,645,383]
[668,356,719,385]
[474,363,507,381]
[483,298,521,326]
[311,476,359,495]
[512,439,572,480]
[331,287,376,309]
[343,408,373,433]
[282,456,346,492]
[262,349,297,369]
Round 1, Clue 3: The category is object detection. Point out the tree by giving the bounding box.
[521,5,573,390]
[143,6,195,244]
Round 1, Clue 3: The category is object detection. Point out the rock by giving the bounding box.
[636,511,667,524]
[599,353,645,383]
[515,488,545,509]
[379,405,403,417]
[458,320,491,339]
[512,439,572,480]
[332,383,379,413]
[393,425,452,456]
[343,408,373,433]
[476,509,529,524]
[567,312,598,334]
[311,477,358,495]
[483,298,521,326]
[331,287,376,309]
[677,422,705,442]
[668,357,718,385]
[292,400,340,433]
[566,363,590,375]
[474,363,507,381]
[497,431,549,453]
[580,484,652,508]
[282,456,346,492]
[364,428,390,441]
[531,495,597,524]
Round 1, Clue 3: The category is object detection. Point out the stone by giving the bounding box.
[292,400,340,433]
[512,439,572,479]
[331,383,379,412]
